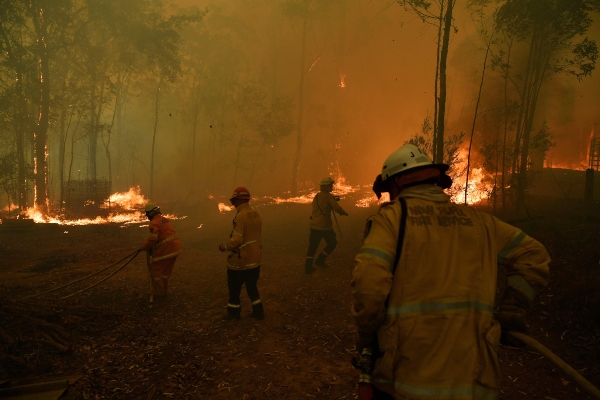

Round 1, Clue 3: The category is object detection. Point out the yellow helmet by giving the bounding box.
[320,177,335,186]
[144,202,160,212]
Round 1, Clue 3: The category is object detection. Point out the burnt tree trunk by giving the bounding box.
[434,0,454,164]
[30,1,50,210]
[291,17,308,196]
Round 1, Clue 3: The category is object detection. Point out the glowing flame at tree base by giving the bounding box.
[12,186,182,226]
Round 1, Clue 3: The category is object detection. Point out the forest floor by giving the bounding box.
[0,193,599,400]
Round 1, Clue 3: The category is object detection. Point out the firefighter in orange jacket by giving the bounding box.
[139,203,182,298]
[351,144,550,400]
[219,187,264,320]
[304,177,348,274]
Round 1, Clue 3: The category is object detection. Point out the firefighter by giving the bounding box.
[139,203,182,299]
[219,187,264,320]
[304,177,349,275]
[351,144,550,400]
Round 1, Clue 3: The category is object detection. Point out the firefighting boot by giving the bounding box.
[222,304,241,320]
[305,257,316,275]
[315,252,329,268]
[251,300,265,320]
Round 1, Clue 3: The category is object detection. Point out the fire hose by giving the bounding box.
[17,250,140,301]
[507,331,600,399]
[332,209,344,241]
[353,332,600,400]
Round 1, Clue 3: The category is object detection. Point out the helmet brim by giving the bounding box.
[385,163,450,181]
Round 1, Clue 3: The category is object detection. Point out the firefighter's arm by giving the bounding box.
[140,223,159,251]
[351,211,396,344]
[329,195,348,216]
[221,215,245,252]
[495,217,550,340]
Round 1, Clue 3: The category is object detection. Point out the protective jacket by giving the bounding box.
[141,213,182,263]
[224,202,262,270]
[309,191,347,230]
[351,184,550,400]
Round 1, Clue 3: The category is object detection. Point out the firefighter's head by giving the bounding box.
[229,187,251,207]
[372,144,452,200]
[144,202,161,220]
[319,177,335,192]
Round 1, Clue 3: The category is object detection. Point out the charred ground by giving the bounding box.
[0,194,599,400]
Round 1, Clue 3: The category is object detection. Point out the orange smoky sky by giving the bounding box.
[160,0,599,196]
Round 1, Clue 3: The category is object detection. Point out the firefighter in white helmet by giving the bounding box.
[304,177,349,274]
[139,202,182,300]
[218,187,264,320]
[351,144,550,399]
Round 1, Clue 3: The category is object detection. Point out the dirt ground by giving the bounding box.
[1,193,599,399]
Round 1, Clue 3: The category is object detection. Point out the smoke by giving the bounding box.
[2,0,599,212]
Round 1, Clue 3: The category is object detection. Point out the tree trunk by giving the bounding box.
[510,28,537,207]
[66,114,83,215]
[501,38,513,213]
[115,72,123,192]
[464,27,494,204]
[16,66,28,211]
[105,83,121,200]
[432,1,444,160]
[150,76,163,198]
[89,77,97,182]
[30,1,50,211]
[291,17,308,196]
[515,25,548,214]
[58,107,67,212]
[233,130,245,185]
[434,0,453,164]
[190,74,200,187]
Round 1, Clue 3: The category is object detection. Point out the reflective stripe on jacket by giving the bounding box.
[141,214,182,263]
[351,184,550,399]
[225,202,262,270]
[309,191,347,231]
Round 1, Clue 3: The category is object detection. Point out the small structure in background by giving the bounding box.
[63,179,111,219]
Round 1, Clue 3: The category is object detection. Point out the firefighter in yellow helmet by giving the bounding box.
[304,177,349,274]
[139,202,182,300]
[218,187,264,320]
[351,144,550,400]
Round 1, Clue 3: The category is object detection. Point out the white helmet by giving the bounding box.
[381,144,442,181]
[372,144,450,198]
[320,177,335,186]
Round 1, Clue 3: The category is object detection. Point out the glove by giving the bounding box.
[372,174,384,200]
[497,307,527,347]
[496,286,531,347]
[355,332,375,353]
[218,243,227,252]
[341,211,349,217]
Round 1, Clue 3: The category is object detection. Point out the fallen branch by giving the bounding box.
[39,332,70,352]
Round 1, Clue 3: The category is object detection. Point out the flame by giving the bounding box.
[331,174,360,196]
[16,186,185,225]
[544,161,587,170]
[1,203,18,213]
[218,202,235,213]
[258,173,361,206]
[105,186,147,210]
[355,192,390,208]
[339,73,346,88]
[262,194,314,205]
[449,167,491,205]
